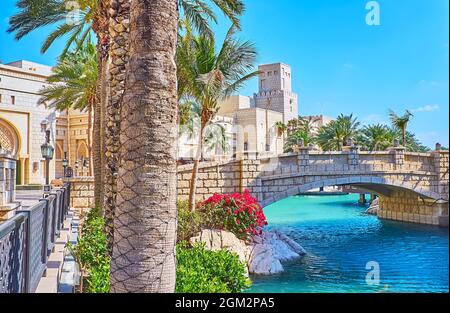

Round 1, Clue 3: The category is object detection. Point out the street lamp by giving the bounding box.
[41,129,54,192]
[62,152,69,177]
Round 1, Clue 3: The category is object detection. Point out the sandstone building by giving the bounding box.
[0,60,91,185]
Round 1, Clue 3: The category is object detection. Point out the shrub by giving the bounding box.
[200,190,267,241]
[176,242,249,293]
[68,207,110,293]
[177,200,203,242]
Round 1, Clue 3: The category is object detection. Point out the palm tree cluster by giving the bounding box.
[285,110,429,153]
[8,0,249,292]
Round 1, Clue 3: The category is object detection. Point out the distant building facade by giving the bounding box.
[178,63,300,160]
[0,60,91,185]
[1,59,308,185]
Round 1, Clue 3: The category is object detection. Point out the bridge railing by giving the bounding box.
[0,183,71,293]
[260,150,438,176]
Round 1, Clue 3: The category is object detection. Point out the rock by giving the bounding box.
[248,245,283,275]
[189,229,306,276]
[366,198,380,215]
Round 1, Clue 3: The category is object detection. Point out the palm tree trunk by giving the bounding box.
[91,0,110,210]
[402,128,407,146]
[104,0,130,257]
[94,41,109,209]
[87,103,93,176]
[110,0,178,293]
[188,123,205,212]
[66,109,71,165]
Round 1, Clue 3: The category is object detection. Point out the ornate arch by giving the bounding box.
[76,140,89,159]
[0,118,20,157]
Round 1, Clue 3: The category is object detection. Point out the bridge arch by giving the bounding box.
[260,175,443,208]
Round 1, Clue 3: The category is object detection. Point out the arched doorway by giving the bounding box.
[0,118,21,185]
[0,119,19,157]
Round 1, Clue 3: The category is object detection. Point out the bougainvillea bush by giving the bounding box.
[200,190,268,241]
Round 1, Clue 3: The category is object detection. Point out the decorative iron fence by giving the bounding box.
[0,183,71,293]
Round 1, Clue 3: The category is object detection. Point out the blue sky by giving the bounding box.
[1,0,448,147]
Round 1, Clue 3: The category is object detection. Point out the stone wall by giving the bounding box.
[65,177,95,209]
[378,189,449,226]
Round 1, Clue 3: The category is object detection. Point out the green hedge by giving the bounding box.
[68,208,110,293]
[176,242,249,293]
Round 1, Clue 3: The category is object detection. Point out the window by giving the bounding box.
[260,79,265,89]
[268,71,272,76]
[282,78,285,89]
[0,94,2,103]
[11,96,15,105]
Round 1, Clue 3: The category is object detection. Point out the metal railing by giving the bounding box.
[0,183,71,293]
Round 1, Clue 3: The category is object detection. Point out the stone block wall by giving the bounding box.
[378,189,449,226]
[66,177,95,209]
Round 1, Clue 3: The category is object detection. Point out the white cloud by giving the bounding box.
[411,105,440,113]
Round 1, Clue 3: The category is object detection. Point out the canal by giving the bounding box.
[247,194,449,293]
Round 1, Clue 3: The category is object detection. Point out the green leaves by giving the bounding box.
[8,0,94,54]
[316,114,360,151]
[68,207,110,293]
[176,243,249,293]
[38,40,97,112]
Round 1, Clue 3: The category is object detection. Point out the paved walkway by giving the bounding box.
[36,207,80,293]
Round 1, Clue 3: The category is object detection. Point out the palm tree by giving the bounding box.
[389,109,414,146]
[180,101,230,160]
[316,114,360,151]
[109,0,178,293]
[104,0,246,254]
[38,41,97,176]
[387,128,429,152]
[178,25,258,211]
[284,129,315,153]
[275,121,287,137]
[7,0,95,55]
[358,124,392,151]
[298,116,321,135]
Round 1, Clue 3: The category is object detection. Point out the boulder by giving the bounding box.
[189,229,306,276]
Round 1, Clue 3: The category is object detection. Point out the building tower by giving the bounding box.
[253,63,298,124]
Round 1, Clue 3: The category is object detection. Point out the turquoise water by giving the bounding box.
[247,194,449,293]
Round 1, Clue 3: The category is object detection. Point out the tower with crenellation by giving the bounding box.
[253,63,298,124]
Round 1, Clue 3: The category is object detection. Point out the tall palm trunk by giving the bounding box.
[188,122,206,211]
[87,102,93,176]
[110,0,178,293]
[66,109,71,165]
[93,41,109,209]
[93,1,110,209]
[402,128,407,146]
[104,0,130,256]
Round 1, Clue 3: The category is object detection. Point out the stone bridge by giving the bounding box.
[178,145,449,226]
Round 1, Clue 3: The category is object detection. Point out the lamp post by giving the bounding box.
[62,152,69,177]
[40,129,54,193]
